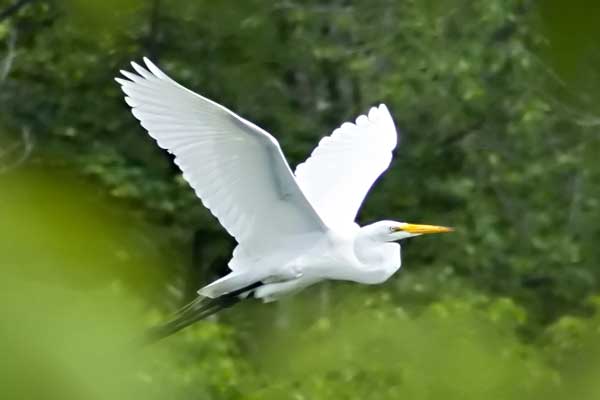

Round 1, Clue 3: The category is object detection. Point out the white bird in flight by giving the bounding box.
[116,58,452,342]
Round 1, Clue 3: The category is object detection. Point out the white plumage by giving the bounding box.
[295,103,397,229]
[116,58,451,305]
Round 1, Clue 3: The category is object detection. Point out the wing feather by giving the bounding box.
[116,58,327,256]
[295,104,398,228]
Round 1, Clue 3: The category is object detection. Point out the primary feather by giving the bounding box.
[115,58,327,259]
[295,104,397,229]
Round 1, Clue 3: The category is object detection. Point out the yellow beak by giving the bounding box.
[394,223,454,235]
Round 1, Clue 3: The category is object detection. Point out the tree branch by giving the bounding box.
[0,127,34,174]
[0,0,36,23]
[1,27,17,84]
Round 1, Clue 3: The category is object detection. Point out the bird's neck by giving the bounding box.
[354,225,392,264]
[353,227,402,283]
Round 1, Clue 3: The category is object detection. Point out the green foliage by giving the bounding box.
[2,0,600,398]
[247,296,552,400]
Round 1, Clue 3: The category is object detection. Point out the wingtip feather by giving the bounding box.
[143,57,169,79]
[377,103,394,125]
[131,61,153,79]
[120,69,141,82]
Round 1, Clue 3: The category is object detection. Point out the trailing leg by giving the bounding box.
[141,281,262,345]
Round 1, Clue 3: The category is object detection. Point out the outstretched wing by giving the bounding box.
[295,104,398,229]
[116,58,327,255]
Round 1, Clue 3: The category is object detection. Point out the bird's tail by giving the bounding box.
[141,281,262,345]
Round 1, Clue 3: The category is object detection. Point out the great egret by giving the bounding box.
[116,58,452,342]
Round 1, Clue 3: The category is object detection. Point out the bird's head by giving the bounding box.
[366,220,454,242]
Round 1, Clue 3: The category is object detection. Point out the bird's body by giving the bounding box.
[207,222,400,302]
[116,58,451,342]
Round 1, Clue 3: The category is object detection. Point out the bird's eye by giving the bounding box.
[389,227,395,233]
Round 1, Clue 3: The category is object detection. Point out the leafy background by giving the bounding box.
[1,0,600,398]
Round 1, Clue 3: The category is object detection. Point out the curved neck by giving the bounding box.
[352,227,402,284]
[354,225,394,264]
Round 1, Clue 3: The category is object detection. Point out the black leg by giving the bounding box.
[141,281,263,345]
